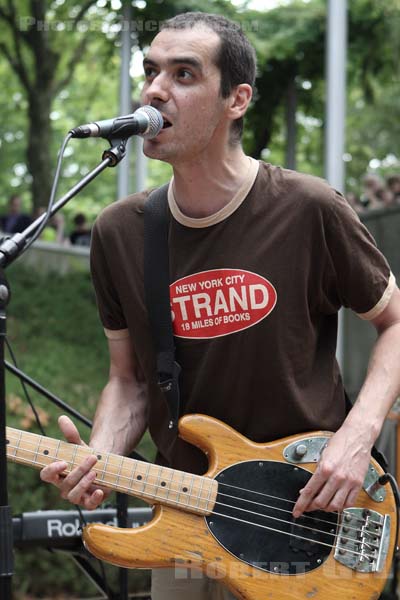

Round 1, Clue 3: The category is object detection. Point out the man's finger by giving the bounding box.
[344,486,360,508]
[58,455,98,497]
[58,415,86,446]
[40,461,68,484]
[308,485,349,513]
[67,470,97,504]
[83,489,105,511]
[292,471,326,517]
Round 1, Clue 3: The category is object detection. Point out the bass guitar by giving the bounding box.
[6,414,397,599]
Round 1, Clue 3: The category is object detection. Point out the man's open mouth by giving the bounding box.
[162,117,172,129]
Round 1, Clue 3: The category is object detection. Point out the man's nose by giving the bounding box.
[142,73,170,104]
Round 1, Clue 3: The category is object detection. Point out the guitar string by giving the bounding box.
[5,432,384,531]
[212,496,380,551]
[207,508,378,562]
[217,490,379,543]
[7,452,378,563]
[217,484,382,531]
[6,441,382,560]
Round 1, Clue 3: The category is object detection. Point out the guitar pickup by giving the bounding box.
[289,518,319,557]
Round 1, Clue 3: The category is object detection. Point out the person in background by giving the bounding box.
[69,213,92,247]
[345,191,365,214]
[0,194,32,234]
[387,175,400,204]
[359,173,383,210]
[375,186,394,208]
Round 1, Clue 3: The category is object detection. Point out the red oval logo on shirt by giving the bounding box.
[170,268,277,339]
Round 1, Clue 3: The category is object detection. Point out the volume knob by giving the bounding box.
[294,444,308,458]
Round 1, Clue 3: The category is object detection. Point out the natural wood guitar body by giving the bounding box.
[83,415,397,600]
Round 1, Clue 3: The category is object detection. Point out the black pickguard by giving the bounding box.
[205,461,338,575]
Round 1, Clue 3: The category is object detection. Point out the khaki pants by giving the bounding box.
[151,568,237,600]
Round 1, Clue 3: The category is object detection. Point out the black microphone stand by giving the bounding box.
[0,140,127,600]
[0,273,12,600]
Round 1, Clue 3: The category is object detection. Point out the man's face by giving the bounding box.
[140,26,230,164]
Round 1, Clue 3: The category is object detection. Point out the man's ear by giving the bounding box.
[227,83,253,120]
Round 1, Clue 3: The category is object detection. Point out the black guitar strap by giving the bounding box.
[144,184,181,433]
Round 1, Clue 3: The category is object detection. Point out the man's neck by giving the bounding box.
[171,147,251,219]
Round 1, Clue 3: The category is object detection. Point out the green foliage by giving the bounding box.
[344,0,400,188]
[240,0,400,187]
[241,0,326,159]
[0,0,399,218]
[0,0,120,212]
[6,263,154,597]
[0,58,31,211]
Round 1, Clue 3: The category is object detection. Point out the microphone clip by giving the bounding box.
[102,139,127,167]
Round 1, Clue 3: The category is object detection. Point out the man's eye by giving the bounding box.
[144,67,157,79]
[177,69,193,80]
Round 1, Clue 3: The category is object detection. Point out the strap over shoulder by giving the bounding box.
[144,184,181,433]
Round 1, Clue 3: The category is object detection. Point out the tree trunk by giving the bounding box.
[26,88,53,215]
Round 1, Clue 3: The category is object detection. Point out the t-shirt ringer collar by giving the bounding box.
[167,157,260,228]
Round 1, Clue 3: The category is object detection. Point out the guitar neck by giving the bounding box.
[6,427,216,516]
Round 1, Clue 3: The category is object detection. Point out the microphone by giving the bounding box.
[69,105,163,140]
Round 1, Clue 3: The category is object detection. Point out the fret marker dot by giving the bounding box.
[97,454,102,460]
[182,487,188,493]
[161,481,166,487]
[43,450,49,455]
[137,475,142,480]
[6,439,9,444]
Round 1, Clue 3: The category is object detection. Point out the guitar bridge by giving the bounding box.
[334,508,391,573]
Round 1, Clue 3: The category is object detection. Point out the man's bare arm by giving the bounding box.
[293,285,400,517]
[40,335,148,509]
[89,336,148,454]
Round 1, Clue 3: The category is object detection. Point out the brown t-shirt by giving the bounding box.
[90,160,394,473]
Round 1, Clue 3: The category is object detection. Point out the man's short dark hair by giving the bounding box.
[161,12,257,143]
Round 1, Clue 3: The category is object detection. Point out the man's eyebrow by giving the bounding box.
[143,56,203,72]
